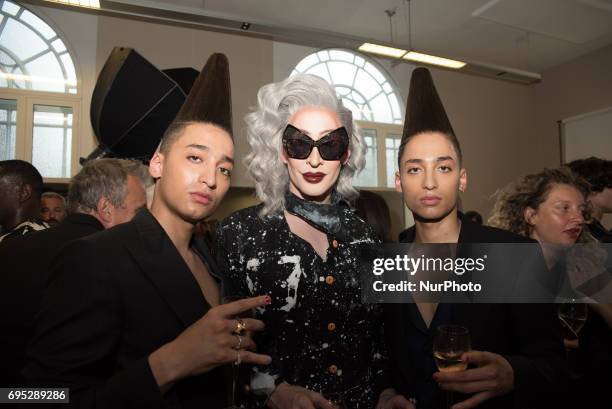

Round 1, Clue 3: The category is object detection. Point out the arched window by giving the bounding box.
[291,49,404,188]
[291,48,403,125]
[0,0,77,93]
[0,0,79,179]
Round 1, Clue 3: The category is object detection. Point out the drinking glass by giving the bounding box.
[433,325,471,409]
[558,300,588,340]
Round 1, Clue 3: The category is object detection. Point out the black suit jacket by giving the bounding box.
[23,209,227,408]
[386,216,566,409]
[0,213,103,386]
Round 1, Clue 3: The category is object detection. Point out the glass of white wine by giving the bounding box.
[558,300,588,341]
[433,325,471,409]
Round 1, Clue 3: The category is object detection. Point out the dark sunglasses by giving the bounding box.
[282,124,349,161]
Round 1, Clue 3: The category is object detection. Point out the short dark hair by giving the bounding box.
[0,160,43,198]
[566,157,612,193]
[397,131,463,169]
[464,210,482,225]
[158,120,231,154]
[354,190,392,243]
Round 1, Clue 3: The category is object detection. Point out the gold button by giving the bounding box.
[332,239,339,248]
[327,322,336,331]
[244,384,251,393]
[325,275,335,285]
[328,364,338,374]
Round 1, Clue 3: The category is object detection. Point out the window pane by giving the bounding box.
[1,1,19,16]
[0,98,17,160]
[291,48,404,125]
[354,129,377,187]
[370,93,392,124]
[32,105,73,178]
[385,134,401,188]
[20,9,56,40]
[328,61,356,87]
[305,63,332,84]
[0,1,78,94]
[0,18,47,60]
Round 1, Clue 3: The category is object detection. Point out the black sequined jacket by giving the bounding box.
[216,204,388,407]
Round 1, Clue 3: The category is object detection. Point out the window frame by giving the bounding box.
[0,1,81,183]
[0,87,81,183]
[355,120,403,190]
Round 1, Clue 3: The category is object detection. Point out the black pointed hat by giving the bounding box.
[173,53,232,135]
[402,67,456,142]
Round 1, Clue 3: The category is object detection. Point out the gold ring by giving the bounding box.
[234,349,241,366]
[235,334,243,350]
[233,319,247,335]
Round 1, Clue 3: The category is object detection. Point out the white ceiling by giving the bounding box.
[151,0,612,72]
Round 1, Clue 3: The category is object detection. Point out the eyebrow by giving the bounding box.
[403,156,455,166]
[291,125,341,137]
[186,143,234,164]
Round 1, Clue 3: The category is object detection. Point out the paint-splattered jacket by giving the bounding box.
[216,204,388,407]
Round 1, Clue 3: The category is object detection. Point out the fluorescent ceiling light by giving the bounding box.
[403,51,466,69]
[0,72,77,86]
[44,0,100,9]
[358,43,407,58]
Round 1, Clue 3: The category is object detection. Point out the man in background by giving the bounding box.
[0,160,48,242]
[40,191,67,226]
[0,158,149,386]
[567,156,612,243]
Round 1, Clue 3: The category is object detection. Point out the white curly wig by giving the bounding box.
[245,74,367,218]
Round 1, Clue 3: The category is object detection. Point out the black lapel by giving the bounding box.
[125,209,208,327]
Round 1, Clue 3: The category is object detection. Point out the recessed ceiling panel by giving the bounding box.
[473,0,612,44]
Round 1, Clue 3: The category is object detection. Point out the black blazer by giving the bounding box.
[386,216,566,409]
[23,209,227,408]
[0,213,103,386]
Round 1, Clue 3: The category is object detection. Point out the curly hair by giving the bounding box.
[488,167,592,242]
[244,74,366,218]
[566,156,612,193]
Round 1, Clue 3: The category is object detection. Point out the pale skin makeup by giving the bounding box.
[270,108,414,409]
[281,106,348,262]
[395,132,514,409]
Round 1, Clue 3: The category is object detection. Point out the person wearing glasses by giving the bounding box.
[216,74,411,408]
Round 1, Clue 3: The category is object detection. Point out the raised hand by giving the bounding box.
[149,295,272,390]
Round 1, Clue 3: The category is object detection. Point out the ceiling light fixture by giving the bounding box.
[44,0,100,9]
[358,43,407,58]
[358,0,466,70]
[403,51,466,69]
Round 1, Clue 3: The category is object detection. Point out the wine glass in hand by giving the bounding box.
[433,325,471,409]
[558,300,588,342]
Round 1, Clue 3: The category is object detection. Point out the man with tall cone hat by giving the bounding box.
[385,67,566,409]
[24,53,272,408]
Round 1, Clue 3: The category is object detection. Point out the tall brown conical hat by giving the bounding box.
[402,67,455,142]
[173,53,232,135]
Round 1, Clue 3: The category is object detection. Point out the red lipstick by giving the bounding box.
[303,172,325,183]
